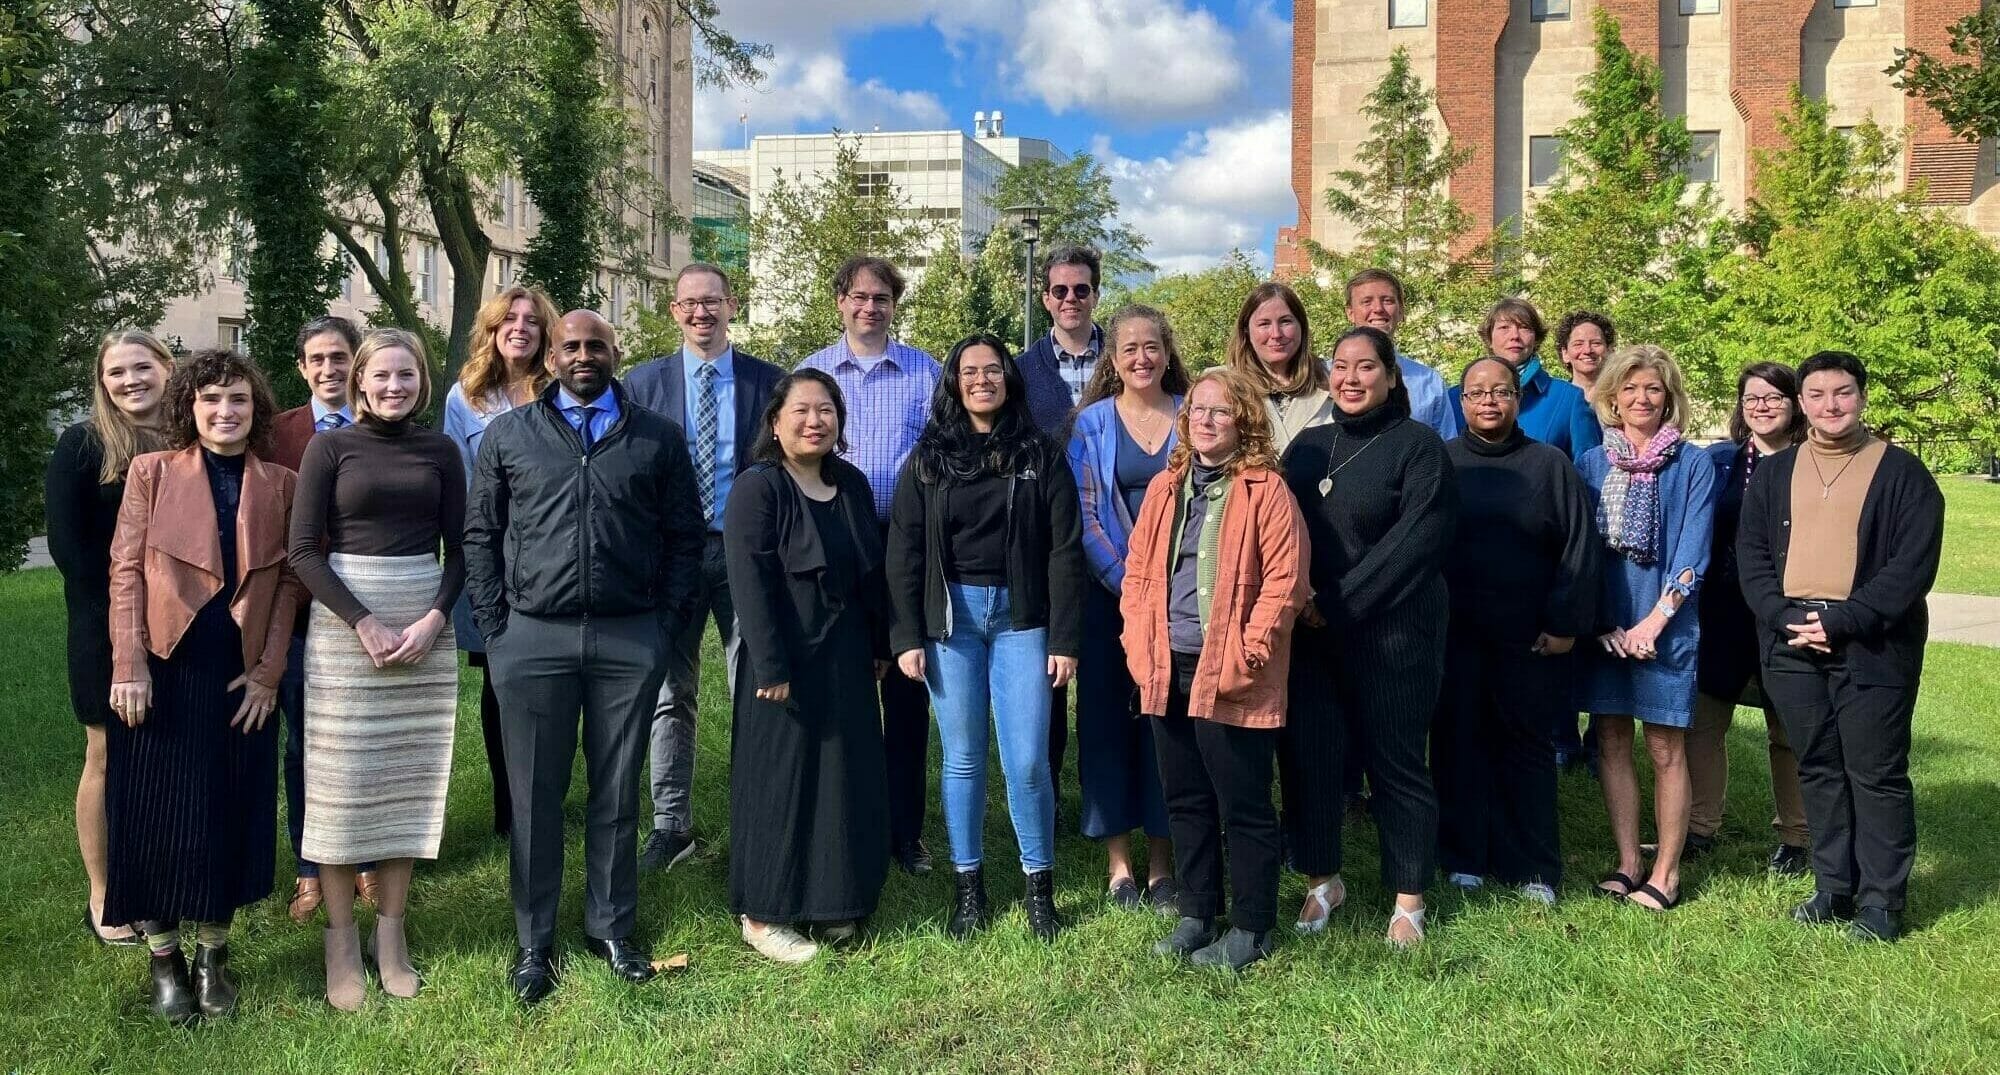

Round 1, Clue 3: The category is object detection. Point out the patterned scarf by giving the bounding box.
[1597,425,1683,564]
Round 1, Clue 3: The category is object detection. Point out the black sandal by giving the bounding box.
[1629,883,1681,912]
[1596,871,1639,899]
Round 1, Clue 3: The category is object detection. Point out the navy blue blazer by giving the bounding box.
[624,347,784,475]
[1017,326,1101,435]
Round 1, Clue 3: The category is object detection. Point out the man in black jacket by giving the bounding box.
[464,309,706,1003]
[1736,351,1944,943]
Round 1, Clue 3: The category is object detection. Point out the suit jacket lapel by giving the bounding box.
[660,353,687,428]
[732,354,764,474]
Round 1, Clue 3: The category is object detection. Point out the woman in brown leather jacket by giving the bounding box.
[105,350,304,1025]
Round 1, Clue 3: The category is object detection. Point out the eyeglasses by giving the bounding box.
[1046,283,1094,301]
[673,297,728,312]
[959,367,1006,384]
[844,292,895,308]
[1741,393,1790,410]
[1462,388,1519,403]
[1187,405,1237,423]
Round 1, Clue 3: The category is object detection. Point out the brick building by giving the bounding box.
[1277,0,1988,274]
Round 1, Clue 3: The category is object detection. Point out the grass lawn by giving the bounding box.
[1939,476,2000,597]
[3,566,1998,1073]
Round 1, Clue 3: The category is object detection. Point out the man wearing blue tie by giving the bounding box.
[625,264,782,872]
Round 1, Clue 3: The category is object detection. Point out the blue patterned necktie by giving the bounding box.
[693,362,720,522]
[315,412,347,434]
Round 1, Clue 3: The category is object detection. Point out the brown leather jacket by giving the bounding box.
[110,447,304,690]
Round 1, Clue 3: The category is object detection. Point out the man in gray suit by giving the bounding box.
[624,263,783,872]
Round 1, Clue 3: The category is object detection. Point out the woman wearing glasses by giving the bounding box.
[1688,363,1811,873]
[1432,358,1600,902]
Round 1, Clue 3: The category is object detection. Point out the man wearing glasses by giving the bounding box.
[626,263,783,873]
[1018,246,1105,433]
[799,255,943,876]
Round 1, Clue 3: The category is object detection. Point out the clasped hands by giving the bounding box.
[1784,610,1833,654]
[1598,611,1668,661]
[356,609,448,669]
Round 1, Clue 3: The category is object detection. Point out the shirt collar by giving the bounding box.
[683,345,735,381]
[309,399,355,425]
[835,335,903,373]
[1517,358,1551,395]
[1051,324,1103,360]
[557,386,619,419]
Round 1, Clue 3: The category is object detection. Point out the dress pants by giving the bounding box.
[878,525,931,851]
[1432,631,1565,886]
[1762,645,1919,912]
[1687,687,1809,846]
[280,633,315,878]
[649,534,740,835]
[1152,652,1279,933]
[489,610,667,947]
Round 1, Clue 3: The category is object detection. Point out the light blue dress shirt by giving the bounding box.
[309,398,356,430]
[681,347,735,533]
[1397,352,1460,439]
[557,386,620,448]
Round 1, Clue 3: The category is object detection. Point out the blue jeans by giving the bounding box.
[926,584,1056,873]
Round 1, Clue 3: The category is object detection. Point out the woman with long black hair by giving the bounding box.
[888,334,1086,942]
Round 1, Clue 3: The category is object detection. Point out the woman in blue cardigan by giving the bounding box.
[1576,345,1715,913]
[1065,304,1190,911]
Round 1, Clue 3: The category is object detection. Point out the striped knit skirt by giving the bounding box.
[301,553,458,864]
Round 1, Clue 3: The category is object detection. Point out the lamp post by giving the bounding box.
[1003,204,1048,354]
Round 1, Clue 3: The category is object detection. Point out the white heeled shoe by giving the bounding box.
[1386,904,1427,949]
[1294,876,1347,934]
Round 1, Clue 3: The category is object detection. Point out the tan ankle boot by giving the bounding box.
[323,923,365,1012]
[371,914,421,998]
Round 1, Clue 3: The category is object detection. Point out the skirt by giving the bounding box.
[301,553,458,863]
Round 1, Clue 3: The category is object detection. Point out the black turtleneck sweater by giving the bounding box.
[1281,403,1456,629]
[288,415,467,626]
[1443,428,1599,643]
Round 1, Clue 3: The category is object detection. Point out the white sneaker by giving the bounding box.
[740,917,819,964]
[1446,872,1484,891]
[1518,882,1557,906]
[818,920,860,944]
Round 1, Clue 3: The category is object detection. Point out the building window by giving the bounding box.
[223,222,250,284]
[1529,136,1564,187]
[1832,0,1875,7]
[493,254,514,294]
[648,57,659,105]
[1679,0,1718,13]
[416,241,437,305]
[1389,0,1426,27]
[1684,131,1720,183]
[339,255,355,302]
[1530,0,1570,21]
[850,170,892,197]
[219,320,247,352]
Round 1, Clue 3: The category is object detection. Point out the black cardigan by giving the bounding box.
[1735,438,1944,688]
[1443,429,1599,643]
[885,435,1085,658]
[44,423,124,722]
[724,458,889,691]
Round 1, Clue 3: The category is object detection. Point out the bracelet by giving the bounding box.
[1654,599,1678,620]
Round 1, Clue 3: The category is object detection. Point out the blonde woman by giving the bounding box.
[289,329,465,1009]
[46,330,173,946]
[1225,282,1329,456]
[442,285,557,836]
[1576,345,1715,913]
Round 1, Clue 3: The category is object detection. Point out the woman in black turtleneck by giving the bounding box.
[1433,357,1599,903]
[1280,326,1456,948]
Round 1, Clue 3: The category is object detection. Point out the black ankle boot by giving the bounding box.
[946,867,989,939]
[192,944,238,1019]
[1023,869,1063,942]
[149,948,197,1025]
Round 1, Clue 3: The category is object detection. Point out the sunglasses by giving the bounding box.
[1046,283,1095,301]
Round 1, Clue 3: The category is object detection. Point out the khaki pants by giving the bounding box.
[1687,691,1809,846]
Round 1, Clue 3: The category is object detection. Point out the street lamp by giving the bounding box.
[1003,204,1048,353]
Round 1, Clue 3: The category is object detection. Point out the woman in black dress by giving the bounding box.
[46,329,173,946]
[724,369,891,963]
[1280,326,1456,947]
[106,351,304,1023]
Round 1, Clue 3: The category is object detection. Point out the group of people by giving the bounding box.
[45,246,1946,1022]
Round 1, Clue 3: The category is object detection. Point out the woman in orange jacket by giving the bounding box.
[1121,366,1311,971]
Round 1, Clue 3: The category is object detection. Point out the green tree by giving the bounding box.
[1890,9,2000,140]
[516,0,613,312]
[233,0,341,399]
[1304,46,1502,373]
[1710,89,2000,467]
[1121,251,1264,371]
[903,228,1016,358]
[990,153,1152,288]
[738,135,940,363]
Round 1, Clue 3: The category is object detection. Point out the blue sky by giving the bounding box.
[694,0,1297,274]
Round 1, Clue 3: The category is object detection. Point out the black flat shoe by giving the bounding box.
[192,944,238,1019]
[893,839,934,876]
[508,946,559,1006]
[1108,878,1142,911]
[1153,916,1217,959]
[583,936,657,983]
[85,906,141,947]
[1768,843,1810,877]
[148,948,197,1025]
[1849,906,1902,943]
[1792,891,1855,925]
[1146,877,1181,918]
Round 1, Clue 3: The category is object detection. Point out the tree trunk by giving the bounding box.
[418,151,491,385]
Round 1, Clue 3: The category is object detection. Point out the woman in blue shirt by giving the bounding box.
[1066,305,1190,912]
[1576,345,1715,913]
[1449,298,1599,460]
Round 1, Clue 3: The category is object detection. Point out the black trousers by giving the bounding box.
[475,664,512,835]
[882,670,931,849]
[1432,631,1565,886]
[1280,592,1445,894]
[489,611,666,948]
[1762,646,1919,912]
[1050,684,1070,798]
[1152,652,1280,933]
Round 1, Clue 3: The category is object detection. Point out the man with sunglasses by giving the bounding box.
[1020,246,1105,433]
[625,263,783,874]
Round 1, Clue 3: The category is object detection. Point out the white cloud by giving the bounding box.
[695,52,953,150]
[1096,110,1293,273]
[1010,0,1247,124]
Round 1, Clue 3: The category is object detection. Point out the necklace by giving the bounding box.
[1117,395,1171,451]
[1807,441,1862,500]
[1317,430,1383,498]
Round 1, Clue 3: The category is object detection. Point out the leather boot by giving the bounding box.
[945,867,989,939]
[323,923,365,1012]
[149,948,197,1025]
[371,914,421,998]
[1023,869,1064,942]
[192,944,238,1019]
